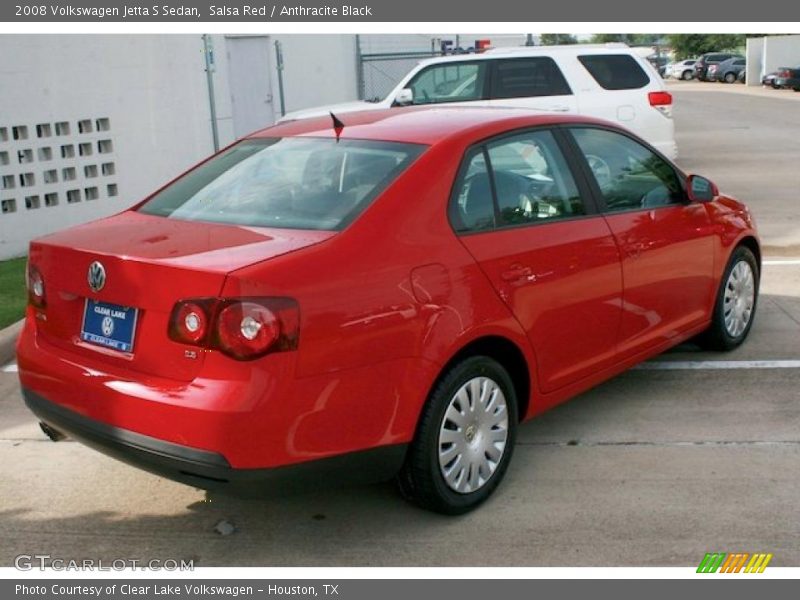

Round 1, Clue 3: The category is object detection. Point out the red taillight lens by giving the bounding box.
[27,263,46,308]
[648,91,673,106]
[780,70,791,78]
[216,302,280,360]
[168,297,299,360]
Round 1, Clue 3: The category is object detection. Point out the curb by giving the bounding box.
[0,319,24,366]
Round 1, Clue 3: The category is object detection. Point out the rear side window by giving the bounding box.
[578,54,650,90]
[138,138,425,231]
[490,58,572,98]
[450,130,585,233]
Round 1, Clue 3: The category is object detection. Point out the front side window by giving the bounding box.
[578,54,650,90]
[138,138,425,230]
[490,58,572,98]
[570,128,683,213]
[451,130,585,233]
[406,62,488,105]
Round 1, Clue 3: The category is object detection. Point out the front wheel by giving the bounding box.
[697,246,759,351]
[682,70,693,80]
[397,356,518,514]
[724,72,737,83]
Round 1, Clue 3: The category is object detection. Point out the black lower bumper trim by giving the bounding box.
[23,388,408,495]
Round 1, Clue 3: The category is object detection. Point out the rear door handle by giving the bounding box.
[501,264,536,284]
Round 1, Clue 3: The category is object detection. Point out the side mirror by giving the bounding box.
[686,174,718,202]
[394,88,414,106]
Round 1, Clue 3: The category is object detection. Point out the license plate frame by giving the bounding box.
[80,299,139,354]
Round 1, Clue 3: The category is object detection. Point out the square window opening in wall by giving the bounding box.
[0,127,8,142]
[107,183,118,197]
[101,162,116,176]
[19,173,35,187]
[25,195,41,210]
[1,198,16,214]
[2,175,15,190]
[45,192,59,207]
[78,119,93,134]
[0,151,8,166]
[96,118,111,132]
[84,165,98,178]
[67,189,81,204]
[38,147,53,161]
[43,169,58,184]
[62,167,77,181]
[79,142,92,157]
[85,186,99,201]
[12,126,29,141]
[61,144,75,159]
[17,149,34,164]
[36,123,52,138]
[55,122,70,136]
[97,139,113,154]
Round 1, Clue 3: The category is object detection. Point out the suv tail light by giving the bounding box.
[779,69,791,78]
[648,91,673,118]
[26,263,46,308]
[168,297,299,360]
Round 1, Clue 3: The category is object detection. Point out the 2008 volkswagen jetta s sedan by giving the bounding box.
[18,107,760,514]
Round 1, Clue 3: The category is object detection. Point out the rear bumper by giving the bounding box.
[23,388,407,494]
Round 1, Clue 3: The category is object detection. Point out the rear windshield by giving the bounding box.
[578,54,650,90]
[138,138,425,230]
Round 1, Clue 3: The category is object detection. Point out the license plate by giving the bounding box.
[81,299,139,353]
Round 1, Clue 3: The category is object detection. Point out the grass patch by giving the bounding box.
[0,257,27,329]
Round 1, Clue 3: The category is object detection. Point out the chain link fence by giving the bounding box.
[358,51,438,102]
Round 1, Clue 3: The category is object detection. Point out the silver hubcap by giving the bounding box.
[723,260,755,338]
[438,377,509,494]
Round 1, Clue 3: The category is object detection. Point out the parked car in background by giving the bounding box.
[669,59,697,80]
[282,44,678,158]
[713,57,747,83]
[18,107,759,514]
[695,52,743,81]
[774,66,800,91]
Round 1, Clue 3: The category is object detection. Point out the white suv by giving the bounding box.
[281,44,677,159]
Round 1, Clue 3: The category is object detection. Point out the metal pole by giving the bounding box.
[355,34,364,100]
[202,34,219,152]
[274,39,286,117]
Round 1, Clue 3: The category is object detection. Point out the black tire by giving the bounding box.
[397,355,518,515]
[724,72,737,83]
[697,246,759,351]
[682,70,693,80]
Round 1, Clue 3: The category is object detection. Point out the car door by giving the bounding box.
[451,128,623,393]
[483,57,578,114]
[565,126,717,358]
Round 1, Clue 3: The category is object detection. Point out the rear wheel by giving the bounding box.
[682,70,693,80]
[697,246,759,351]
[397,356,518,514]
[724,72,737,83]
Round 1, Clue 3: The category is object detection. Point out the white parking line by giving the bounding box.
[764,260,800,266]
[638,360,800,370]
[1,363,18,373]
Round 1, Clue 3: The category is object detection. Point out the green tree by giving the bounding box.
[589,34,664,45]
[667,34,746,59]
[539,34,578,45]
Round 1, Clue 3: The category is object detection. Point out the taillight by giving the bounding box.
[780,69,791,78]
[168,297,299,361]
[648,91,673,118]
[27,263,46,308]
[169,299,215,345]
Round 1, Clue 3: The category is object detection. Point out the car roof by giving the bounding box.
[405,43,636,67]
[250,107,613,146]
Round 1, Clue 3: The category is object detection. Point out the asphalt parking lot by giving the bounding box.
[1,85,799,567]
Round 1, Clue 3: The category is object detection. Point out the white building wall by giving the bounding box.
[746,34,800,86]
[0,34,360,260]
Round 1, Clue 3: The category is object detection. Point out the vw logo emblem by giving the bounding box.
[87,261,106,292]
[101,316,115,337]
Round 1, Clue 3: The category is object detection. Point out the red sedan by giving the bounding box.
[18,108,760,514]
